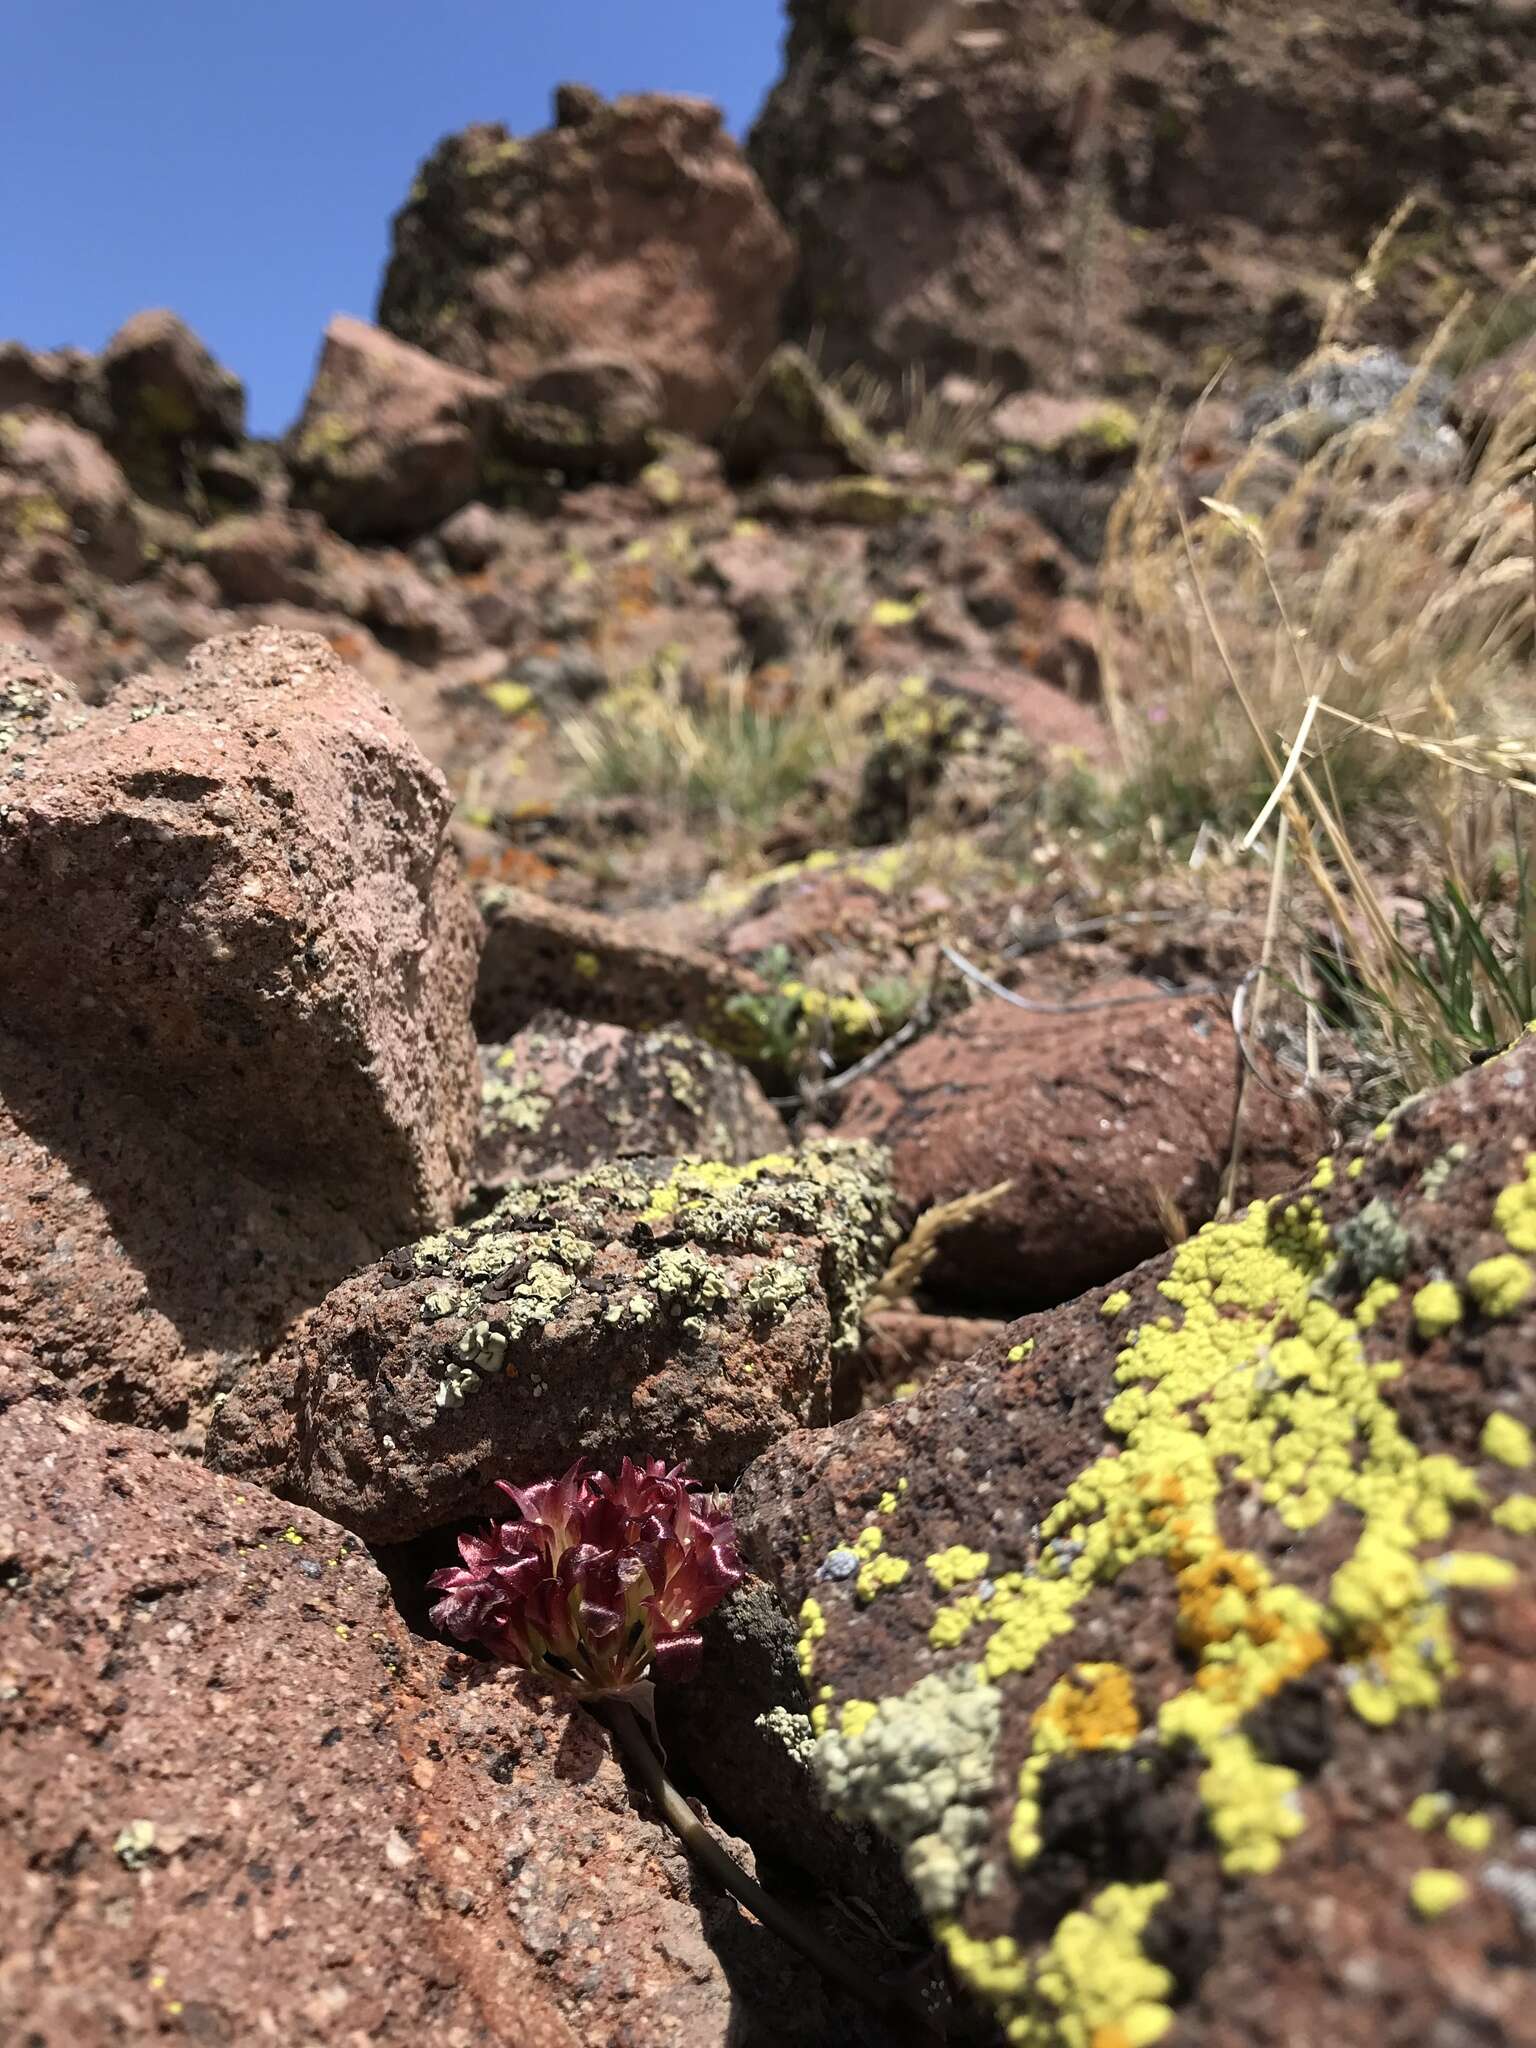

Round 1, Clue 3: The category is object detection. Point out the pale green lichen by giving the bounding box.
[815,1664,1000,1918]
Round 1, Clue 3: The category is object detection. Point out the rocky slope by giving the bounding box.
[5,20,1536,2046]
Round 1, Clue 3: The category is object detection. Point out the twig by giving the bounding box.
[1220,812,1289,1217]
[598,1698,937,2039]
[940,943,1220,1014]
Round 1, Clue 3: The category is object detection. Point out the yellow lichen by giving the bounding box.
[1408,1792,1451,1831]
[1413,1280,1463,1339]
[1008,1339,1036,1362]
[1347,1156,1366,1180]
[796,1597,825,1681]
[1445,1810,1493,1852]
[1410,1869,1470,1919]
[1467,1254,1534,1318]
[941,1884,1174,2048]
[1102,1290,1132,1317]
[1493,1153,1536,1251]
[1493,1495,1536,1534]
[927,1545,992,1593]
[1482,1411,1534,1469]
[1354,1277,1400,1329]
[839,1699,878,1740]
[857,1552,912,1604]
[1311,1157,1336,1190]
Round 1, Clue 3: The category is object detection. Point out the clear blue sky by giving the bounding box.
[4,1,787,435]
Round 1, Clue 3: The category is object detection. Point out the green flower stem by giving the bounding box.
[598,1697,939,2040]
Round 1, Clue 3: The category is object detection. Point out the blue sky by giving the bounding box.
[4,1,786,435]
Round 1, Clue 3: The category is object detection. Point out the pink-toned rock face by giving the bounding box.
[0,630,480,1427]
[378,91,794,439]
[0,408,143,581]
[0,626,479,1245]
[99,308,245,505]
[837,979,1332,1312]
[0,1379,876,2048]
[287,315,501,541]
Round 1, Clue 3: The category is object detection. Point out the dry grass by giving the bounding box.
[1101,292,1536,843]
[560,647,888,855]
[1101,255,1536,1112]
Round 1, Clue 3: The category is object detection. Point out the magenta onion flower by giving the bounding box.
[428,1458,744,1696]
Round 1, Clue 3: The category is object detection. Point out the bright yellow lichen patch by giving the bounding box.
[1467,1254,1534,1318]
[928,1545,991,1592]
[942,1883,1174,2048]
[1482,1411,1534,1469]
[1102,1291,1132,1317]
[640,1152,801,1224]
[1493,1153,1536,1251]
[1413,1280,1463,1339]
[857,1552,912,1603]
[1445,1810,1493,1852]
[839,1699,878,1740]
[1311,1157,1335,1190]
[1410,1869,1470,1919]
[796,1597,825,1681]
[819,1172,1536,2045]
[1009,1340,1036,1362]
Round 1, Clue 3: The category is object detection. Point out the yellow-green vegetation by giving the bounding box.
[561,649,884,848]
[1413,1280,1464,1339]
[799,1144,1536,2045]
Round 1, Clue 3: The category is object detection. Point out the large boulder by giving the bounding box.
[750,0,1536,396]
[837,978,1331,1313]
[475,1014,785,1196]
[737,1038,1536,2047]
[0,408,142,581]
[475,882,769,1053]
[208,1143,898,1542]
[0,1378,878,2048]
[287,315,500,541]
[99,309,246,505]
[378,90,794,439]
[0,630,480,1424]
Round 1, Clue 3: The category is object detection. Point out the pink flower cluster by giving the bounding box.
[428,1458,744,1696]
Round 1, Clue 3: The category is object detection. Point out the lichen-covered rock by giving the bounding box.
[722,343,881,481]
[751,0,1536,398]
[498,351,663,477]
[475,1013,785,1194]
[378,90,794,439]
[838,979,1331,1312]
[0,341,100,425]
[737,1039,1536,2048]
[0,1380,880,2048]
[0,408,142,581]
[287,315,500,541]
[0,626,479,1249]
[99,308,245,506]
[475,881,769,1052]
[208,1142,898,1542]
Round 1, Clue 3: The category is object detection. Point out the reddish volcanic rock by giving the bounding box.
[0,1382,881,2048]
[838,978,1331,1312]
[379,90,794,439]
[475,1014,784,1195]
[288,315,501,541]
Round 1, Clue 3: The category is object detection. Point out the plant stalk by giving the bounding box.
[598,1697,938,2041]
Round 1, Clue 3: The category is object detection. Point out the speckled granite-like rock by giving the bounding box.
[0,1372,884,2048]
[209,1142,898,1543]
[474,1013,785,1194]
[737,1042,1536,2048]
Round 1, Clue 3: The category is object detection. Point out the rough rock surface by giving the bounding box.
[475,1014,785,1195]
[288,315,500,541]
[208,1143,898,1543]
[0,408,142,581]
[0,631,479,1426]
[378,91,794,439]
[722,343,881,481]
[99,309,245,506]
[0,1375,879,2048]
[737,1039,1536,2048]
[499,352,663,478]
[0,626,479,1246]
[838,979,1331,1313]
[475,883,768,1052]
[751,0,1536,396]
